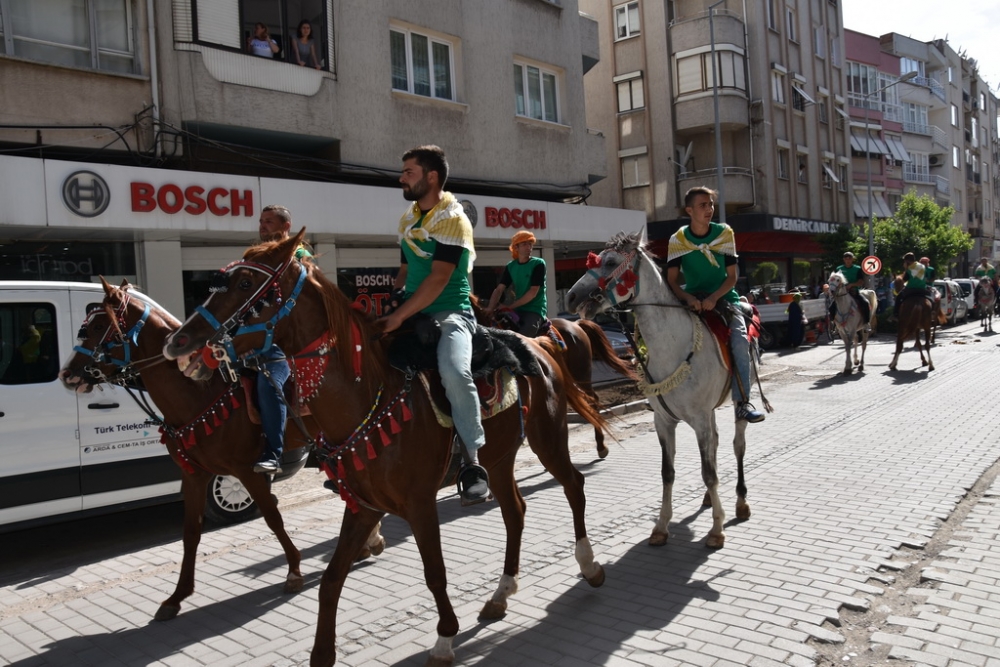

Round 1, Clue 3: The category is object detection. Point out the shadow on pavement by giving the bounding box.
[884,367,932,383]
[808,371,865,390]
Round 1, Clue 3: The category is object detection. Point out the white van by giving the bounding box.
[0,281,297,532]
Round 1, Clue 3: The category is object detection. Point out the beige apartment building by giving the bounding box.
[1,0,644,316]
[582,0,853,291]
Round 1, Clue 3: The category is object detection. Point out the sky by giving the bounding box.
[842,0,1000,91]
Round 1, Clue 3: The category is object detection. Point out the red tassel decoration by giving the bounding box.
[213,413,222,427]
[230,393,241,409]
[341,487,359,514]
[220,405,229,420]
[179,458,195,474]
[388,413,401,434]
[400,401,412,422]
[185,430,196,448]
[203,421,213,436]
[352,450,364,471]
[336,459,346,480]
[366,439,377,460]
[378,424,390,446]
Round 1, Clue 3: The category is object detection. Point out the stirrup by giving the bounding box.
[457,463,490,506]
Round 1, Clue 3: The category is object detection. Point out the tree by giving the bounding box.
[816,224,865,275]
[873,192,972,276]
[751,262,779,286]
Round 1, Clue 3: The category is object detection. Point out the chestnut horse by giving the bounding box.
[162,230,608,667]
[59,279,385,622]
[889,275,935,371]
[469,295,637,458]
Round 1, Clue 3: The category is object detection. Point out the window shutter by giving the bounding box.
[197,0,241,49]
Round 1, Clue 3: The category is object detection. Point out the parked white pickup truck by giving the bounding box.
[753,298,827,349]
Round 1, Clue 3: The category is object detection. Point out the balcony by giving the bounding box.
[902,120,931,136]
[903,166,932,184]
[668,9,745,54]
[677,167,754,206]
[911,76,946,102]
[674,92,750,134]
[931,125,948,149]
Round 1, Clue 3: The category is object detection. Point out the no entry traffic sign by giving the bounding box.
[862,255,882,275]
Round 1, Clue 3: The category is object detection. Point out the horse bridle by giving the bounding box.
[73,291,152,380]
[194,255,307,364]
[584,248,641,308]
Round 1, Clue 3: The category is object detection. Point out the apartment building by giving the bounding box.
[0,0,642,316]
[581,0,853,291]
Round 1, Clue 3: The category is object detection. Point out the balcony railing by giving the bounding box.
[911,76,946,102]
[902,120,931,135]
[931,125,948,148]
[903,167,932,183]
[936,175,950,194]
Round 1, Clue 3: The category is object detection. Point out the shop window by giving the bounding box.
[0,0,136,74]
[0,240,135,283]
[237,0,329,70]
[0,303,58,386]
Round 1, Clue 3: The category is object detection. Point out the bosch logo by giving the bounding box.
[63,171,110,217]
[460,199,478,228]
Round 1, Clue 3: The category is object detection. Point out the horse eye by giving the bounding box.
[238,279,253,290]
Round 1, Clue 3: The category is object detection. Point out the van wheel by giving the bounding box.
[758,325,777,350]
[204,474,264,525]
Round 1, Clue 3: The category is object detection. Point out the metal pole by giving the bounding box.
[709,0,726,224]
[866,99,874,288]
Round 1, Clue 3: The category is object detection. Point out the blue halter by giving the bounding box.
[74,296,151,369]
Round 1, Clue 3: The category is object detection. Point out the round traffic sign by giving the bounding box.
[861,255,882,275]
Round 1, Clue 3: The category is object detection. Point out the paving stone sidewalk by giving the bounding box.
[1,325,999,666]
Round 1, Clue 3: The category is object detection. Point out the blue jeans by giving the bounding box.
[432,310,485,455]
[729,313,753,405]
[257,346,291,462]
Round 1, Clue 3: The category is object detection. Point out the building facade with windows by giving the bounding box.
[1,0,643,318]
[581,0,853,292]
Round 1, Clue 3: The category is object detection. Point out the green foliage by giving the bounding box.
[792,260,812,286]
[873,192,972,276]
[816,224,866,274]
[751,262,779,286]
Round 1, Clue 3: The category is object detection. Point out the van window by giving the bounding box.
[0,303,59,385]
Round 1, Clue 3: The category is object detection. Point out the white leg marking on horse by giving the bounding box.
[429,635,455,662]
[653,485,672,538]
[575,538,601,580]
[490,573,519,603]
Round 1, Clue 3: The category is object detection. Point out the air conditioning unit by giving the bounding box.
[969,226,982,236]
[929,155,942,166]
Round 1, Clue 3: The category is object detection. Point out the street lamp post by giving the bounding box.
[709,0,726,224]
[864,70,918,286]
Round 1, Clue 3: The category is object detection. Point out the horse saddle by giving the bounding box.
[700,309,734,373]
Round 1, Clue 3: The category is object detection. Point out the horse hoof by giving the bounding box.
[649,531,669,547]
[355,546,372,562]
[425,657,454,667]
[479,599,507,620]
[284,574,304,594]
[735,504,751,521]
[154,604,180,622]
[584,564,606,588]
[702,491,713,507]
[369,536,386,557]
[597,445,609,459]
[706,534,725,549]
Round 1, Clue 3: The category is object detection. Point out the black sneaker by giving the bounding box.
[735,402,765,423]
[457,464,490,506]
[253,458,282,474]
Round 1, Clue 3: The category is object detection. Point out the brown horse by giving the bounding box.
[161,230,608,667]
[469,295,637,458]
[889,275,935,371]
[58,279,384,622]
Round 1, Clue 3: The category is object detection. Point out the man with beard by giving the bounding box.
[379,145,489,505]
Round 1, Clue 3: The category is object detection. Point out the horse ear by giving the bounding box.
[119,278,130,291]
[100,276,114,296]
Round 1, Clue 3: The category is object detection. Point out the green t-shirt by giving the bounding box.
[905,262,927,290]
[401,217,472,313]
[505,257,547,316]
[836,264,863,285]
[923,265,936,281]
[673,223,739,304]
[294,244,312,260]
[974,264,996,280]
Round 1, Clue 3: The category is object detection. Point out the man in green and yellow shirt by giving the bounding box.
[831,251,871,328]
[485,231,547,336]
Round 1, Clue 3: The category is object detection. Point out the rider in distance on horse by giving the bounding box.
[379,144,490,505]
[893,252,934,320]
[665,186,765,424]
[484,231,547,337]
[830,251,871,330]
[253,205,313,474]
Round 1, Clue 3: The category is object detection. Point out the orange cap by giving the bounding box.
[510,231,536,258]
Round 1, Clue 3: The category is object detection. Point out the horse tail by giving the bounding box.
[538,336,608,434]
[576,319,639,381]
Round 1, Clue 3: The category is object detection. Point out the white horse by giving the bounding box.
[827,271,877,375]
[565,230,752,550]
[977,279,995,331]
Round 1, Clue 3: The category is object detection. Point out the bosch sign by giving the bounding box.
[484,207,546,229]
[130,182,254,216]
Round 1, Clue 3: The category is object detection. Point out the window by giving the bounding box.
[830,36,841,67]
[675,48,747,95]
[237,1,330,70]
[846,61,879,110]
[777,148,789,179]
[818,95,829,123]
[0,303,58,385]
[514,61,559,123]
[822,161,838,188]
[791,84,815,112]
[0,0,136,73]
[900,57,924,78]
[614,2,640,40]
[771,70,786,104]
[621,154,650,188]
[814,26,826,58]
[838,164,848,191]
[617,76,644,112]
[786,8,797,42]
[980,92,986,109]
[951,104,959,127]
[391,28,454,100]
[797,160,808,183]
[972,117,979,147]
[904,153,930,183]
[766,0,778,30]
[953,145,960,168]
